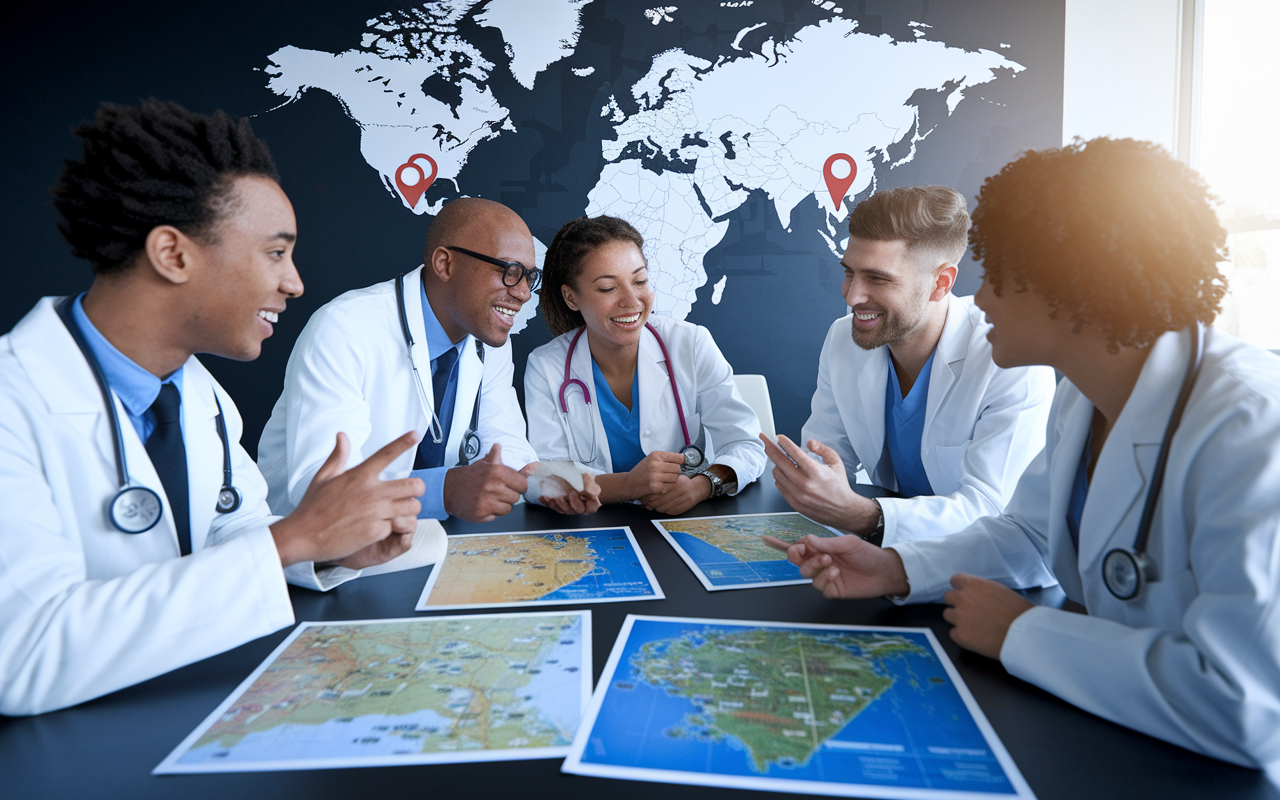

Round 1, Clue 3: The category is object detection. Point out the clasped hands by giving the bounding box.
[759,432,1033,660]
[632,450,711,515]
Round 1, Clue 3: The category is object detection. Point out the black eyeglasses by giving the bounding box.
[446,246,542,292]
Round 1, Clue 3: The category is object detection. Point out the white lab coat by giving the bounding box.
[524,316,766,490]
[259,266,537,543]
[0,298,294,716]
[801,293,1056,544]
[893,327,1280,769]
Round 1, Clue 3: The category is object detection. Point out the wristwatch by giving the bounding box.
[863,499,885,547]
[699,469,726,498]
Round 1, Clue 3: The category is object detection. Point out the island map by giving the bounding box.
[563,616,1034,799]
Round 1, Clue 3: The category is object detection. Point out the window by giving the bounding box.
[1196,0,1280,348]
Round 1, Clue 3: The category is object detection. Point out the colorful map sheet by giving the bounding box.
[416,527,663,610]
[652,512,843,591]
[562,616,1035,800]
[154,611,591,773]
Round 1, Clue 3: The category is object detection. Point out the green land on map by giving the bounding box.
[666,514,838,563]
[630,628,926,772]
[192,615,581,755]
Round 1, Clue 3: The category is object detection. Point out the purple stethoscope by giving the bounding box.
[558,322,704,472]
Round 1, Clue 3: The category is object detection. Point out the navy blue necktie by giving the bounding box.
[415,346,459,469]
[146,383,191,556]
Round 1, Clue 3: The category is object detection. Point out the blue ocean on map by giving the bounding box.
[582,620,1014,794]
[667,530,803,586]
[179,708,464,763]
[539,529,656,601]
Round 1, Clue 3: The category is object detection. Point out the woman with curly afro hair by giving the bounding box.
[770,137,1280,773]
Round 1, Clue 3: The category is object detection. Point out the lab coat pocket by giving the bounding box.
[930,440,972,495]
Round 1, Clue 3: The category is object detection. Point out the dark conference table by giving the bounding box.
[3,475,1275,800]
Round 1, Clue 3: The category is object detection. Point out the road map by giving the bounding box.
[416,527,662,610]
[653,513,843,591]
[563,616,1035,800]
[154,611,591,773]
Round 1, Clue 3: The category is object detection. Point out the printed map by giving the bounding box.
[565,617,1028,797]
[654,512,840,590]
[155,612,590,772]
[417,528,662,610]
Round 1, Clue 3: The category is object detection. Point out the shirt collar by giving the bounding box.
[420,280,467,363]
[71,293,183,417]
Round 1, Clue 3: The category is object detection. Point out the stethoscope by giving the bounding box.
[558,322,705,473]
[55,296,240,535]
[395,272,483,464]
[1102,323,1206,601]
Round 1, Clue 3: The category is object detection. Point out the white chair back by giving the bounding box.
[733,374,776,438]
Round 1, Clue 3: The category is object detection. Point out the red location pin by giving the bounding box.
[823,153,857,213]
[394,153,438,209]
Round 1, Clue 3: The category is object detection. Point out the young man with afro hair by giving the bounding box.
[0,100,426,715]
[769,137,1280,773]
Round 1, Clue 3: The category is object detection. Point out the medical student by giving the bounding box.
[770,138,1280,772]
[524,215,765,515]
[763,185,1056,546]
[260,198,600,540]
[0,101,426,716]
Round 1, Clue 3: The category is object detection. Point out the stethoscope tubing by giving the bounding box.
[54,295,240,530]
[558,321,700,466]
[395,271,483,466]
[1102,323,1206,600]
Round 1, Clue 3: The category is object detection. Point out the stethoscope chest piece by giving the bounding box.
[216,486,243,515]
[461,430,483,463]
[108,485,164,533]
[1102,547,1153,601]
[680,443,705,473]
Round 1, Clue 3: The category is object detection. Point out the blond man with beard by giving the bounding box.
[762,185,1055,547]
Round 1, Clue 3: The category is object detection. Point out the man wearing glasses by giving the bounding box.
[260,198,599,589]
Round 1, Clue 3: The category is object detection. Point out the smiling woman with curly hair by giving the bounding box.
[969,136,1228,351]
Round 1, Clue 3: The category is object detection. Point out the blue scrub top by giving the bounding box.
[592,359,646,474]
[885,349,936,498]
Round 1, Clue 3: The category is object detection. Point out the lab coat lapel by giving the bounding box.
[1076,330,1186,570]
[13,299,118,474]
[1047,393,1095,596]
[567,328,613,469]
[855,345,889,486]
[638,326,678,454]
[922,294,965,443]
[447,337,483,464]
[401,266,434,421]
[181,364,221,552]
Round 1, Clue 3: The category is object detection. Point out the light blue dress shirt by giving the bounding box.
[592,359,646,474]
[412,282,468,519]
[71,293,184,443]
[884,348,936,498]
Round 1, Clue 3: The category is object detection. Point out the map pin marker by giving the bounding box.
[823,153,857,214]
[409,152,438,189]
[395,162,427,209]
